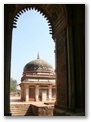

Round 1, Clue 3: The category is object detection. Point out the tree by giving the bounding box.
[10,78,17,93]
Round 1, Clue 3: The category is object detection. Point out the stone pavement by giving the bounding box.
[10,96,55,107]
[10,96,55,116]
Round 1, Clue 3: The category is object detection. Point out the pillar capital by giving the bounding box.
[26,84,29,88]
[36,85,39,88]
[49,85,52,88]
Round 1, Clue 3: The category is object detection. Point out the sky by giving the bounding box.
[11,9,55,85]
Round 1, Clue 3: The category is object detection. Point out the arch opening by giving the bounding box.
[11,8,55,103]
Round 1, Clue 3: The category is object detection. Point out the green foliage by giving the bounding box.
[10,78,17,93]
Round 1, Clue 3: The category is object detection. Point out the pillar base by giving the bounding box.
[53,105,85,116]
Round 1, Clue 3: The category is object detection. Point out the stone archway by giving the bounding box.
[4,4,85,116]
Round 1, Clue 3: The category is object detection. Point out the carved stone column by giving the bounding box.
[25,85,29,102]
[42,90,47,102]
[35,85,39,101]
[49,85,52,101]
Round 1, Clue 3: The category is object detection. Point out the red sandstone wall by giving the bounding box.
[29,87,35,101]
[52,88,56,99]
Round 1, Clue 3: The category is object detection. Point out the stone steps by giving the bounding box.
[10,104,34,116]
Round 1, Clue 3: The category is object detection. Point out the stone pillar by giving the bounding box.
[25,85,29,102]
[35,85,39,101]
[4,5,16,116]
[53,5,85,116]
[42,90,47,102]
[49,85,52,101]
[20,85,22,100]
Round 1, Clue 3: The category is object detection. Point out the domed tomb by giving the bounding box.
[20,53,56,102]
[24,54,54,72]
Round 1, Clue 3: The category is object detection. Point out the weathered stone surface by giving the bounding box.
[32,105,54,116]
[10,104,34,116]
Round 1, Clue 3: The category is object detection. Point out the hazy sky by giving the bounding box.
[11,9,55,84]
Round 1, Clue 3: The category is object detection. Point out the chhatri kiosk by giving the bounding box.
[20,54,56,102]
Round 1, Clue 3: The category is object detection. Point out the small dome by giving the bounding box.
[24,54,54,72]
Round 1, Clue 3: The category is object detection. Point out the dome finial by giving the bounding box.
[37,52,40,59]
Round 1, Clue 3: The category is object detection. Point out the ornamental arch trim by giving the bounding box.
[12,4,67,39]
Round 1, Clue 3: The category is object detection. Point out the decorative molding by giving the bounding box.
[13,5,53,35]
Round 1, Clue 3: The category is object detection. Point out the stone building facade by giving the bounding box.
[20,54,56,102]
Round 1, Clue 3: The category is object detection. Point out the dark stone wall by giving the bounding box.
[54,4,85,115]
[56,30,68,107]
[4,4,15,116]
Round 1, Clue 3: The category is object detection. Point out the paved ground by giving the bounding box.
[10,96,55,107]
